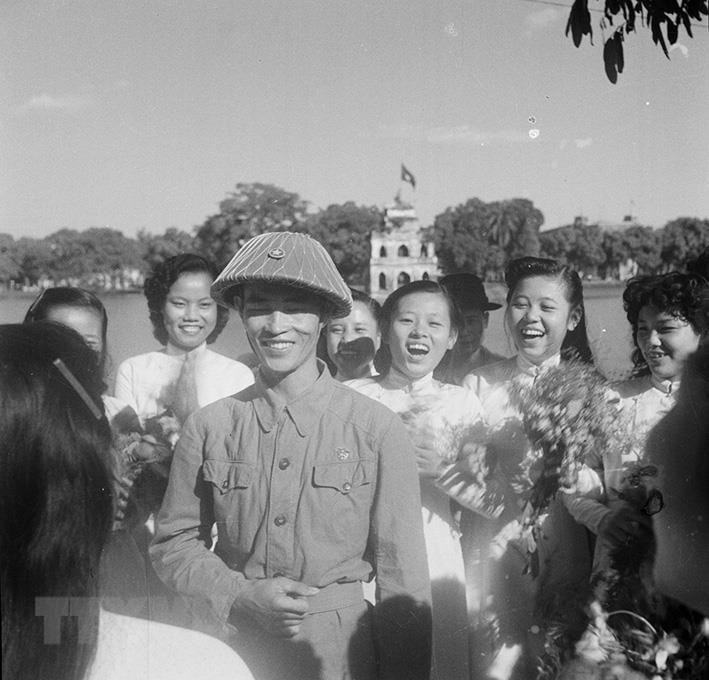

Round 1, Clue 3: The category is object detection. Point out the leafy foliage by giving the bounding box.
[139,227,196,270]
[431,197,543,280]
[566,0,709,83]
[305,202,382,286]
[194,183,309,267]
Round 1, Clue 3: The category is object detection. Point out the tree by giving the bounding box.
[432,197,543,279]
[305,202,382,287]
[44,229,88,282]
[13,237,54,287]
[139,227,197,270]
[487,199,543,259]
[195,183,309,267]
[81,227,142,286]
[621,225,662,274]
[660,217,709,271]
[566,0,709,83]
[431,199,491,277]
[0,234,20,286]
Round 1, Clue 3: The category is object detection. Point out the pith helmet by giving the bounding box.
[211,231,353,318]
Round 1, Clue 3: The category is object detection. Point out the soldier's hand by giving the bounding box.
[233,577,319,638]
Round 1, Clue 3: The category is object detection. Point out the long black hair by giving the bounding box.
[504,257,593,364]
[1,323,113,680]
[143,253,230,346]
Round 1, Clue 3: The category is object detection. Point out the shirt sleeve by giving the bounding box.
[149,412,245,634]
[562,461,609,534]
[113,359,138,413]
[369,415,432,680]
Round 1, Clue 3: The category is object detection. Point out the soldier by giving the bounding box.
[151,231,432,680]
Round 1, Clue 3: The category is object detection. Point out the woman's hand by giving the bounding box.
[410,429,446,478]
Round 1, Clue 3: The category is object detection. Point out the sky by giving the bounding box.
[1,0,708,239]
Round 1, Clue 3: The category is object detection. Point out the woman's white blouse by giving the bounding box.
[114,343,254,425]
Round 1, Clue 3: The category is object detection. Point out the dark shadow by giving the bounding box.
[349,594,432,680]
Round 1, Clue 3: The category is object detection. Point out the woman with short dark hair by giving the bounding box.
[114,253,253,427]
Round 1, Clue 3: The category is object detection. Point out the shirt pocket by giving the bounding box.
[202,459,254,494]
[312,459,374,494]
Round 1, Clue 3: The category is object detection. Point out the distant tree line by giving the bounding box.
[2,182,707,290]
[537,217,709,279]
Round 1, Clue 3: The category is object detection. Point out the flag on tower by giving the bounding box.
[400,164,416,189]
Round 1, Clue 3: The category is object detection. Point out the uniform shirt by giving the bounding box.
[150,364,431,633]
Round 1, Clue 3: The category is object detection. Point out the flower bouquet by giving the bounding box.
[110,406,182,530]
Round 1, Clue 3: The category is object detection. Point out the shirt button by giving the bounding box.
[278,458,290,470]
[274,515,287,527]
[342,482,352,493]
[222,480,229,489]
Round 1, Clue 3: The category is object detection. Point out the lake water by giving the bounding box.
[0,284,634,387]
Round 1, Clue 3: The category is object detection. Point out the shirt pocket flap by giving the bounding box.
[203,460,254,494]
[312,460,373,494]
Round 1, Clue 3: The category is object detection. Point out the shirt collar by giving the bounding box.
[515,352,561,378]
[165,341,207,358]
[650,374,680,396]
[379,370,434,394]
[252,360,336,436]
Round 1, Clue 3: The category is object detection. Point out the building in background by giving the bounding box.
[369,194,439,300]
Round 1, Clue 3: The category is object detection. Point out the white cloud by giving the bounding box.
[16,93,91,114]
[110,79,132,91]
[525,8,561,32]
[376,123,529,145]
[574,137,593,149]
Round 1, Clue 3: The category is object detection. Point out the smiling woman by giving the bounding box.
[347,279,485,680]
[114,254,253,427]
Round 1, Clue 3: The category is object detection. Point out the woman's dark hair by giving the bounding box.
[143,253,229,346]
[350,288,383,327]
[623,272,707,375]
[24,287,110,377]
[0,322,113,680]
[504,256,593,364]
[374,280,461,375]
[317,288,383,375]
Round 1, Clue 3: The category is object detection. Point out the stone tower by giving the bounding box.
[369,194,438,300]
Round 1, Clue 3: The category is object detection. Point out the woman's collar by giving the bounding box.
[381,367,434,391]
[650,373,680,395]
[164,341,208,358]
[515,352,561,377]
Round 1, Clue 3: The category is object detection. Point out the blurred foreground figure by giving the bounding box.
[0,322,254,680]
[151,231,432,680]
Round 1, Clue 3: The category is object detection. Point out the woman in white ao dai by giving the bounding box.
[348,280,485,680]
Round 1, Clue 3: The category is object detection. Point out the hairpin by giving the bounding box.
[52,358,103,420]
[26,288,47,320]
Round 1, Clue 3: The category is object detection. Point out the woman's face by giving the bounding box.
[387,291,457,381]
[162,271,218,352]
[325,300,381,379]
[506,275,580,365]
[45,305,104,355]
[636,305,701,382]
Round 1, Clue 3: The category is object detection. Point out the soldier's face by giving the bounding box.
[241,283,324,381]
